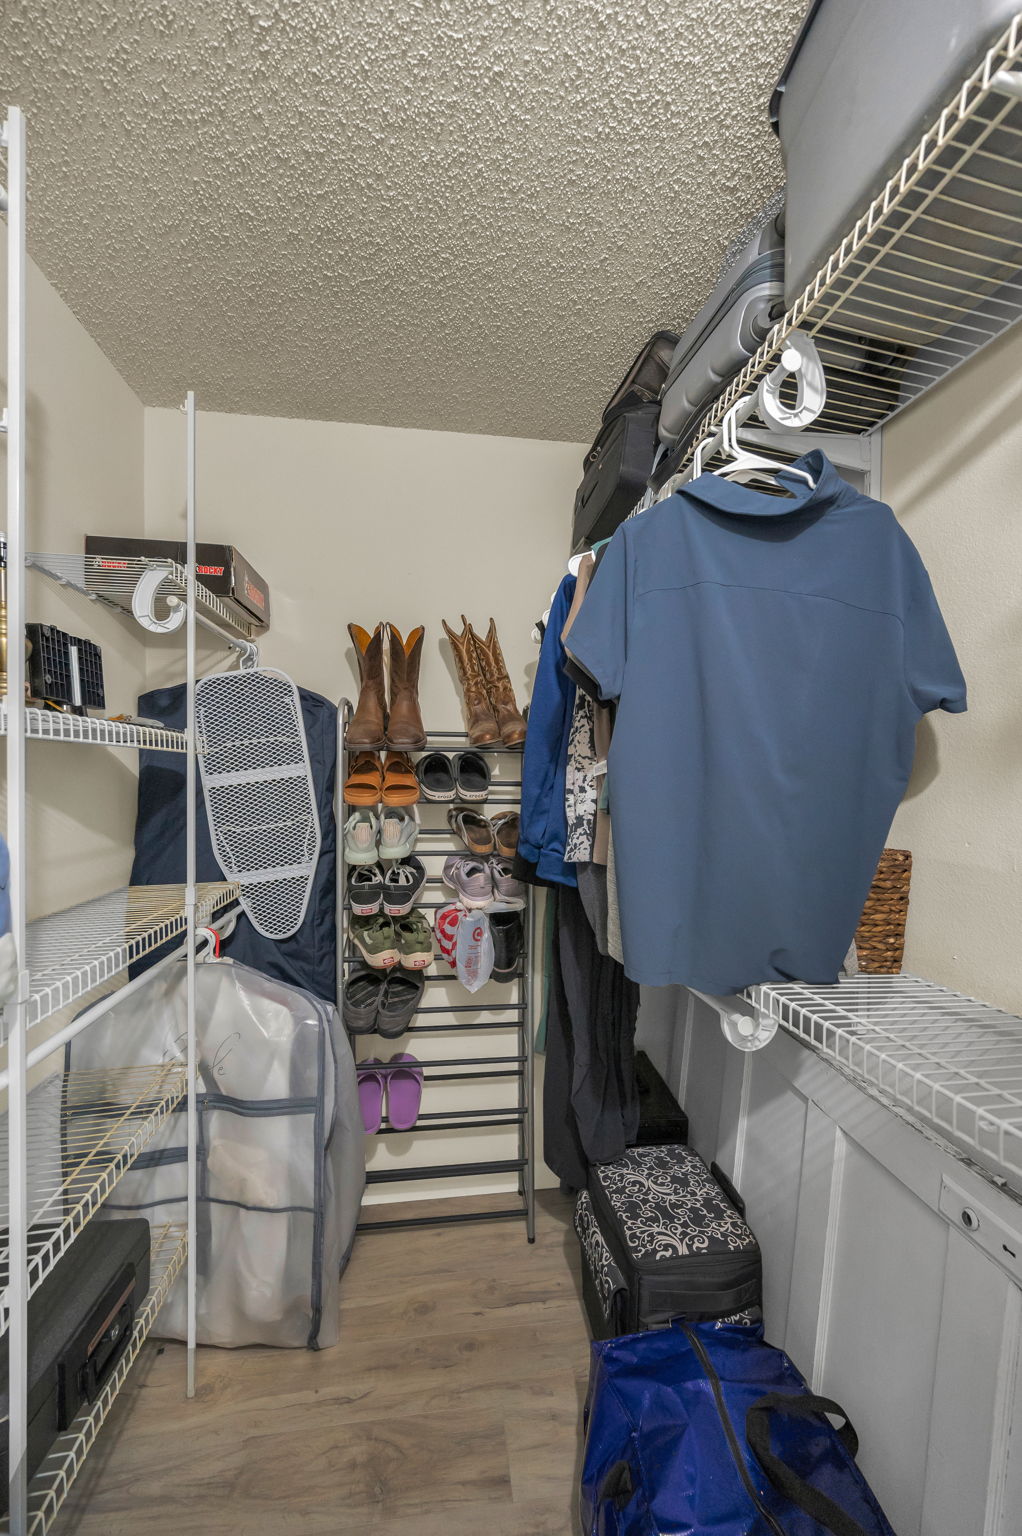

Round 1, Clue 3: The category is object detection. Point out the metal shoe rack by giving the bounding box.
[336,702,535,1241]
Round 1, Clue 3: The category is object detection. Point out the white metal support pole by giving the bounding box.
[4,103,29,1536]
[184,390,198,1398]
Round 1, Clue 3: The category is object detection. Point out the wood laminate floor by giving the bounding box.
[55,1190,589,1535]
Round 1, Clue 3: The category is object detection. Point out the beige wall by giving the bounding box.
[885,324,1022,1014]
[144,405,583,1197]
[143,407,582,713]
[0,245,146,919]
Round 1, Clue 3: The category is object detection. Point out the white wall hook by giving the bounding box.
[132,564,187,632]
[757,330,827,432]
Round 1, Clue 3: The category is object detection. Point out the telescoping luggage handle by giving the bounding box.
[746,1392,875,1536]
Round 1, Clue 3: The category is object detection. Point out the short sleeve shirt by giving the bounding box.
[565,451,966,993]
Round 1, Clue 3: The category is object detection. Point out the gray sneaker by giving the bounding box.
[442,853,493,909]
[489,856,526,907]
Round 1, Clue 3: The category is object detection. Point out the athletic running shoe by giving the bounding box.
[383,856,427,916]
[489,855,526,907]
[344,809,380,866]
[442,853,492,909]
[379,805,419,861]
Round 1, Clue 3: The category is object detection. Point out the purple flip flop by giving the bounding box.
[357,1059,387,1134]
[385,1053,423,1131]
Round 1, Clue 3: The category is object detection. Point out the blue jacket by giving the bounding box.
[519,575,578,887]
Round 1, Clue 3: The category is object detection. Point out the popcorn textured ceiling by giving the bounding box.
[0,0,804,440]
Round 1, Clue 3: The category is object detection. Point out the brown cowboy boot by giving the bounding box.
[442,617,500,747]
[470,619,527,748]
[386,623,428,750]
[347,623,387,749]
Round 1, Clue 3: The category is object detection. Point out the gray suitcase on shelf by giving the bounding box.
[657,196,785,452]
[773,0,1021,306]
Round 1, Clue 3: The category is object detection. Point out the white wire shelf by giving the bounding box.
[11,1222,186,1536]
[0,1065,185,1336]
[0,703,186,752]
[12,882,239,1035]
[752,974,1022,1189]
[26,550,260,642]
[682,12,1022,468]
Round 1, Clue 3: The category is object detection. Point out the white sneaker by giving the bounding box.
[379,806,419,862]
[344,810,380,866]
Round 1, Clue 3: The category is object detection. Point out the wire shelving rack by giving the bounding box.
[11,1223,187,1536]
[0,1066,186,1335]
[677,11,1022,473]
[1,107,244,1533]
[751,974,1022,1190]
[337,707,536,1240]
[16,883,237,1037]
[0,705,187,752]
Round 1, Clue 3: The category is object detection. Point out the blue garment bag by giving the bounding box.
[581,1319,897,1536]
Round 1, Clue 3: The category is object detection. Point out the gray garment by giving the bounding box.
[606,821,624,964]
[577,861,609,956]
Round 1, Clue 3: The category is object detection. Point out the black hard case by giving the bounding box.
[629,1050,688,1148]
[572,402,660,551]
[0,1218,151,1500]
[600,329,680,426]
[576,1144,761,1339]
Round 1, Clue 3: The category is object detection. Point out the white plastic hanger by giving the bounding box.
[711,398,816,491]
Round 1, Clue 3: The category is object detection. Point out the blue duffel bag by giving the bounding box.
[580,1319,896,1536]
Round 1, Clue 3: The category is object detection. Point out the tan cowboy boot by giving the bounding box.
[442,616,501,747]
[347,623,387,749]
[387,623,428,750]
[469,619,527,748]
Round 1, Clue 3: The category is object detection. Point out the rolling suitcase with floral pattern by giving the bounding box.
[575,1143,762,1339]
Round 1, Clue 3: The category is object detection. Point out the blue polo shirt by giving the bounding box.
[565,451,966,993]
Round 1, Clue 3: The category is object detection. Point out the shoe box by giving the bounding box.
[84,536,271,631]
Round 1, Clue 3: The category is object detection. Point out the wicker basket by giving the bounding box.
[854,848,912,973]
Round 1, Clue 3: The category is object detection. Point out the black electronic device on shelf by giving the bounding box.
[26,623,105,714]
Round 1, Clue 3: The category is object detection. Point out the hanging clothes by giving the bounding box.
[517,573,578,887]
[565,450,966,994]
[542,885,640,1190]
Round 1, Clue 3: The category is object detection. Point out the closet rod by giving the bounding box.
[366,1157,526,1184]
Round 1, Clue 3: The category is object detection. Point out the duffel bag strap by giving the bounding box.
[746,1392,873,1536]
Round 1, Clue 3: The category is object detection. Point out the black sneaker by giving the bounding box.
[488,907,523,983]
[348,862,384,917]
[383,856,427,916]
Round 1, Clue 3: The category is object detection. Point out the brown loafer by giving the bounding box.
[343,751,383,806]
[448,804,495,855]
[382,751,420,807]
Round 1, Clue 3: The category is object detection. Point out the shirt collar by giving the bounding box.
[680,449,847,518]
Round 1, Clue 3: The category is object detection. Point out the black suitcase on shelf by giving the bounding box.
[629,1050,688,1148]
[574,1144,761,1341]
[600,329,680,425]
[572,402,660,551]
[0,1218,151,1503]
